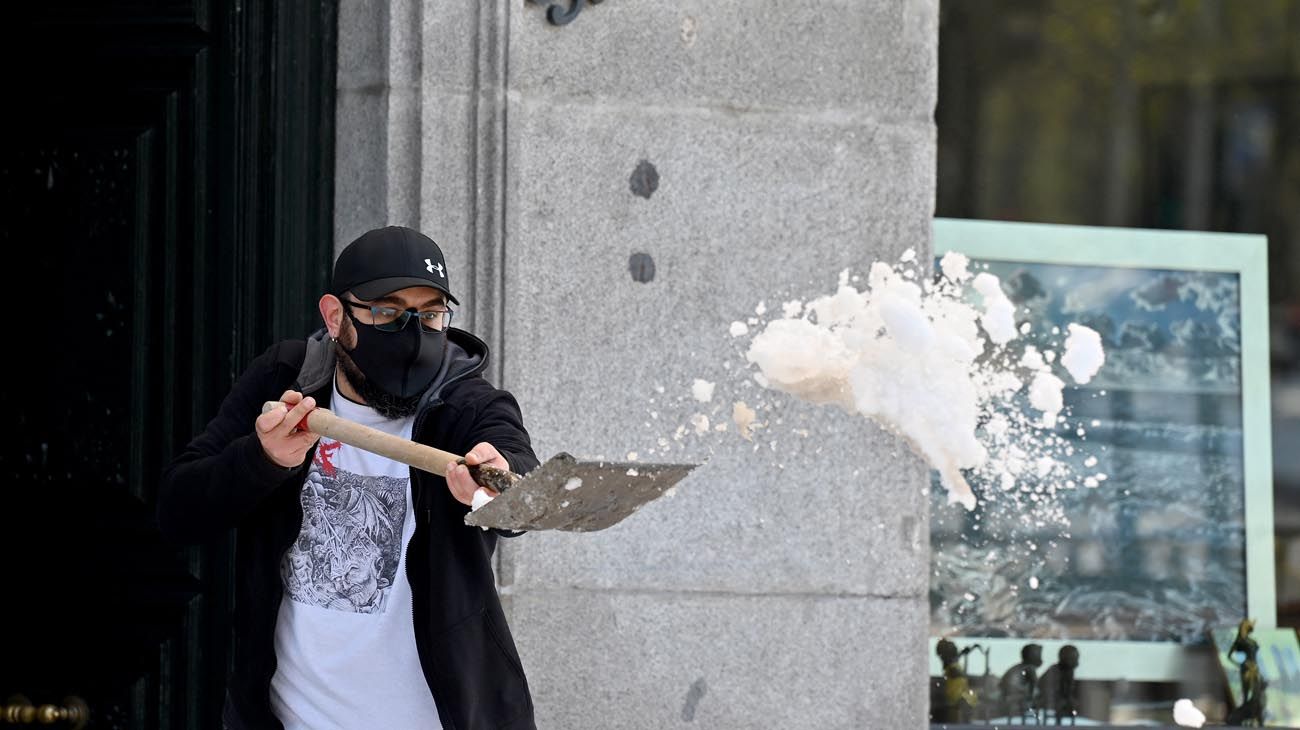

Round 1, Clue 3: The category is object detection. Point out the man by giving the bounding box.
[158,226,538,730]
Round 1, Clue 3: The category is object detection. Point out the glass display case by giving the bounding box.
[929,218,1275,723]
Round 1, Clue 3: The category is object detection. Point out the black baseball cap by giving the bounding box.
[332,226,459,304]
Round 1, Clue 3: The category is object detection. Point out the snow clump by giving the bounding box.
[742,251,1105,511]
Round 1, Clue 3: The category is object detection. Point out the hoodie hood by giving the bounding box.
[295,327,489,405]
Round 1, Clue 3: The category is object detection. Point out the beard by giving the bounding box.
[334,319,423,420]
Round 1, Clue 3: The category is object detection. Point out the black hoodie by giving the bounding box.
[158,328,539,730]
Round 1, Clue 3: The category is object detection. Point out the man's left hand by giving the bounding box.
[446,442,509,506]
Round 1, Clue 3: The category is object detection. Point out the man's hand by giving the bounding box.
[255,390,321,468]
[446,442,509,506]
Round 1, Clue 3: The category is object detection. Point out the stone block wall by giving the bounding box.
[336,1,938,726]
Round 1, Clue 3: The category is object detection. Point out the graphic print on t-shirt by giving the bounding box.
[281,440,407,614]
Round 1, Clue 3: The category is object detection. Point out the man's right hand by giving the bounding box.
[255,390,321,468]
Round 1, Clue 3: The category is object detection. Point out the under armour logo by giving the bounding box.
[425,259,445,278]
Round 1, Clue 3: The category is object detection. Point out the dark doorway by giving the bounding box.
[0,2,337,727]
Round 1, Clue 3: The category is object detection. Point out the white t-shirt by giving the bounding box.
[269,382,442,729]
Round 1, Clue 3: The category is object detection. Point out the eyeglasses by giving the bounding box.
[342,299,453,332]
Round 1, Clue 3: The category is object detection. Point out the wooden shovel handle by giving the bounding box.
[263,400,463,477]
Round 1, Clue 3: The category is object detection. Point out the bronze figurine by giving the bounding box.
[1037,645,1080,725]
[1226,618,1268,726]
[934,639,980,723]
[1000,643,1044,724]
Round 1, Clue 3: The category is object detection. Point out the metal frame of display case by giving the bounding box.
[928,217,1274,682]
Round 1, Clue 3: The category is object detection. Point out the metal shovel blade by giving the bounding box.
[464,453,699,532]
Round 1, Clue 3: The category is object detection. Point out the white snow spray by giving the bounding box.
[741,250,1105,511]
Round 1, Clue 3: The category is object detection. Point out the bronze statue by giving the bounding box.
[1037,645,1080,725]
[933,639,980,723]
[1000,643,1043,724]
[1226,618,1268,726]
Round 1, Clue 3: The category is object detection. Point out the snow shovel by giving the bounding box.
[262,401,699,532]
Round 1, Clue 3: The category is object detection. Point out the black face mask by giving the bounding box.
[340,309,447,400]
